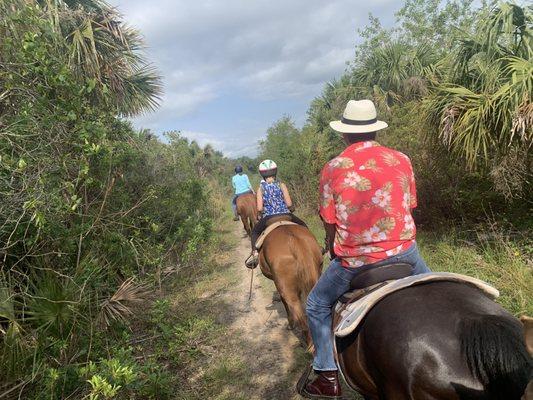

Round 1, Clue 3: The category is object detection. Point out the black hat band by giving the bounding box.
[341,117,378,125]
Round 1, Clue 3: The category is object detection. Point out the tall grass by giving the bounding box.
[418,228,532,316]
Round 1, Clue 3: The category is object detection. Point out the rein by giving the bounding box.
[248,267,254,301]
[244,252,255,300]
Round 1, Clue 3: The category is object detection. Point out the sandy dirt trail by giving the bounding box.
[222,221,303,399]
[220,221,359,400]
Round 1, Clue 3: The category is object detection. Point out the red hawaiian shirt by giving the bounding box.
[319,141,417,268]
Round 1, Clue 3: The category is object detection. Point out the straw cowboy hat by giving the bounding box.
[329,99,388,134]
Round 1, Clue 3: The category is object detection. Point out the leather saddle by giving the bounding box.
[265,214,292,226]
[338,263,413,304]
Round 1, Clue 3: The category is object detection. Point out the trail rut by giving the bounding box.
[222,222,302,399]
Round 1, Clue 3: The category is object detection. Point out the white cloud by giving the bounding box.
[109,0,399,155]
[180,130,260,158]
[181,130,224,148]
[112,0,397,101]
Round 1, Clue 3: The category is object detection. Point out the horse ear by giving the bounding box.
[520,315,533,356]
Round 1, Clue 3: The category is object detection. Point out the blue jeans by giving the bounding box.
[306,242,430,371]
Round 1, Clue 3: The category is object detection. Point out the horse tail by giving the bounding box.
[250,198,258,228]
[293,234,320,301]
[460,314,531,399]
[248,207,256,232]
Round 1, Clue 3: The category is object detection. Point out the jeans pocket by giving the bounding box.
[332,264,356,283]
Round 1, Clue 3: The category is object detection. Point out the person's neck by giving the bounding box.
[266,177,275,183]
[343,132,377,145]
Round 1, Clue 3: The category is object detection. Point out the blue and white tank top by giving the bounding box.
[261,180,289,216]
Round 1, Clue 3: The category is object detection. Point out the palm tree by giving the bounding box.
[352,40,440,108]
[41,0,162,116]
[424,3,531,197]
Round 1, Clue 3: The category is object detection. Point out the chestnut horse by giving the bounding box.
[335,281,532,399]
[258,215,322,347]
[236,193,257,236]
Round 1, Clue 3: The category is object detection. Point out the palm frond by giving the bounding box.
[42,0,162,115]
[424,2,532,196]
[97,278,149,328]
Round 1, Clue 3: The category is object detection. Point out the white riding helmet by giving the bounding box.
[258,159,278,178]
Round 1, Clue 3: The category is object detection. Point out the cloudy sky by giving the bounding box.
[108,0,400,157]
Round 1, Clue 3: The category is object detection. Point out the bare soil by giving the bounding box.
[222,222,304,399]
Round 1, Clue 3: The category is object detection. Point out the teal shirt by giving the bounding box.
[232,174,252,195]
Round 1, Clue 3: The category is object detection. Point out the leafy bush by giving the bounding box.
[0,2,222,397]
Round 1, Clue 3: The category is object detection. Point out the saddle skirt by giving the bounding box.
[334,272,500,338]
[255,220,297,249]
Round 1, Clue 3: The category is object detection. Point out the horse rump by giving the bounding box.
[460,314,532,399]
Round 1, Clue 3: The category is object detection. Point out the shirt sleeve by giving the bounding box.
[245,175,252,189]
[319,164,336,224]
[231,176,236,190]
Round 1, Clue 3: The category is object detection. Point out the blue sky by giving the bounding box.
[108,0,401,157]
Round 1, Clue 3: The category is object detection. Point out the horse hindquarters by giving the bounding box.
[339,282,531,400]
[262,227,321,348]
[236,193,257,237]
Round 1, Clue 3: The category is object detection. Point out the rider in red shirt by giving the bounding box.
[319,140,418,267]
[300,100,430,399]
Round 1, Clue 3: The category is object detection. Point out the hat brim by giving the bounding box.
[329,120,388,134]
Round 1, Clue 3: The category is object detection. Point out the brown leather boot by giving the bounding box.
[301,370,341,399]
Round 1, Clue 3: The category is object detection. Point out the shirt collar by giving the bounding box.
[343,140,381,154]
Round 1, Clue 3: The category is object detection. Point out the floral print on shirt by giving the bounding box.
[319,141,418,268]
[261,180,289,216]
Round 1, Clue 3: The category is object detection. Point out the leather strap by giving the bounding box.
[255,220,298,249]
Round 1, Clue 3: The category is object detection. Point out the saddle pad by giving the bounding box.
[255,221,298,249]
[334,272,499,338]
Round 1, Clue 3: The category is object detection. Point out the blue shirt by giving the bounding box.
[232,174,252,195]
[260,180,289,216]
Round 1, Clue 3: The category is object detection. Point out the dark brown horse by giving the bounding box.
[258,215,322,347]
[521,316,533,400]
[236,193,257,236]
[336,281,532,399]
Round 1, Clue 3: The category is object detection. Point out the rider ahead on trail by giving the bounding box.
[301,100,431,399]
[246,160,306,268]
[231,165,253,221]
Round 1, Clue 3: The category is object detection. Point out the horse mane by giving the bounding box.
[460,314,532,399]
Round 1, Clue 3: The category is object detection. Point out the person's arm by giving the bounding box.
[231,176,236,191]
[323,219,336,259]
[280,183,293,209]
[256,186,263,213]
[318,163,336,257]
